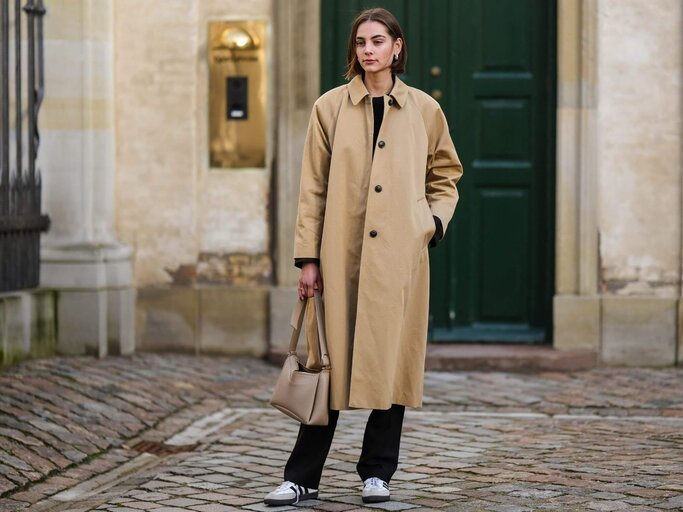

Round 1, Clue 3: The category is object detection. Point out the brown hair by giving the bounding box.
[344,8,407,80]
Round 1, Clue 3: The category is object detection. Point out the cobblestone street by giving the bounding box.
[0,354,682,511]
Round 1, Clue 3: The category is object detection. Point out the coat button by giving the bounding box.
[388,98,394,106]
[378,140,386,148]
[369,230,378,237]
[374,184,382,192]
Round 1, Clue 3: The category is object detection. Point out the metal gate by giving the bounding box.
[0,0,49,292]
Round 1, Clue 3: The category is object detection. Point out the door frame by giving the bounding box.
[552,0,601,351]
[272,0,600,352]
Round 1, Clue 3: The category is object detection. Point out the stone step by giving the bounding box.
[425,343,597,372]
[268,343,597,372]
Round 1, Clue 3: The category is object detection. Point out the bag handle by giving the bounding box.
[288,289,330,368]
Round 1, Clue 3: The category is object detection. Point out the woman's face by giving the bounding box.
[355,21,401,75]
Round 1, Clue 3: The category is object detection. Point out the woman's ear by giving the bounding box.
[394,37,403,55]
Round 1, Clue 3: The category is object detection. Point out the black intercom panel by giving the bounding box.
[227,76,248,120]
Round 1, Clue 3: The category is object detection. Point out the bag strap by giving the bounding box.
[288,289,331,368]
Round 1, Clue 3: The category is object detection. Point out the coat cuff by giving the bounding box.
[294,257,320,269]
[428,215,444,248]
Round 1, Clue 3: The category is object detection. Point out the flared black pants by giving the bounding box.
[283,403,406,489]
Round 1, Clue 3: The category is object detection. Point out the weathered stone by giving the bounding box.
[601,297,677,366]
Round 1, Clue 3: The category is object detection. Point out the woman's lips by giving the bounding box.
[364,60,376,64]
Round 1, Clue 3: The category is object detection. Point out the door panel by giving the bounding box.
[320,0,556,343]
[478,188,529,322]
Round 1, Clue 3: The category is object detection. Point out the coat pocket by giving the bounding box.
[417,196,436,246]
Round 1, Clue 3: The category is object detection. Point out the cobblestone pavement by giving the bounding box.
[0,354,681,511]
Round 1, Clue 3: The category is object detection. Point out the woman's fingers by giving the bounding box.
[298,279,313,298]
[298,265,323,299]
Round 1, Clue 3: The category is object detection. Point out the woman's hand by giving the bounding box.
[298,262,323,300]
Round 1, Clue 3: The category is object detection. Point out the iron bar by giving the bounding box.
[1,0,9,214]
[23,0,34,181]
[35,0,43,107]
[0,0,49,292]
[15,0,21,182]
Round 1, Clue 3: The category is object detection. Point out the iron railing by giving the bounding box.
[0,0,49,292]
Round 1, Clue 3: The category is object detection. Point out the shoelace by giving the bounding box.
[276,480,298,492]
[275,480,309,504]
[365,477,388,489]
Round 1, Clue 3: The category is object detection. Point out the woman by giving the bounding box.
[265,7,463,506]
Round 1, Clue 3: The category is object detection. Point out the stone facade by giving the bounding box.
[114,0,274,288]
[554,0,682,366]
[113,0,276,355]
[37,0,135,358]
[3,0,679,365]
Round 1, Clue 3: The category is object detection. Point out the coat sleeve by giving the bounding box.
[293,101,332,260]
[426,107,464,237]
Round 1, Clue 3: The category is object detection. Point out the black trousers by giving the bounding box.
[283,403,406,489]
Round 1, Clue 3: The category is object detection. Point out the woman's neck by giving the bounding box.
[363,71,394,97]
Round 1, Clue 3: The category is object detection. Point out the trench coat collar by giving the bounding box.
[348,73,408,108]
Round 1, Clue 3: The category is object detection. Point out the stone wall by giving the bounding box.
[29,0,682,362]
[554,0,682,365]
[597,0,682,365]
[113,0,275,354]
[114,0,273,288]
[37,0,135,358]
[0,292,56,366]
[597,0,681,299]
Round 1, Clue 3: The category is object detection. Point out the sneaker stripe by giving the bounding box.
[290,484,301,504]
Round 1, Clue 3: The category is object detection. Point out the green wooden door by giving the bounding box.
[321,0,556,343]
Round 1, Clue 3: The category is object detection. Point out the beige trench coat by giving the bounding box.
[294,74,463,411]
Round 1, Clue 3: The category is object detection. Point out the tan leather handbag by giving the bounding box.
[269,289,331,425]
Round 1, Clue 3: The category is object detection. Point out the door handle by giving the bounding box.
[430,66,441,77]
[431,89,443,101]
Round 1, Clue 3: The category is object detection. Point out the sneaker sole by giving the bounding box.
[264,491,318,506]
[362,494,390,503]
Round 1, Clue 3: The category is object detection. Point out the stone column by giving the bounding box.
[555,0,682,367]
[38,0,134,357]
[553,0,601,351]
[269,0,320,361]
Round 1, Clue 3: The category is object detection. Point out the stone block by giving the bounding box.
[107,287,136,356]
[0,290,57,366]
[678,299,683,365]
[30,290,57,358]
[553,294,600,350]
[601,297,677,366]
[57,290,107,357]
[198,287,268,357]
[0,294,28,364]
[137,287,198,353]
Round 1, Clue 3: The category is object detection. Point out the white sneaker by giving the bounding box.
[362,476,390,503]
[264,480,318,506]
